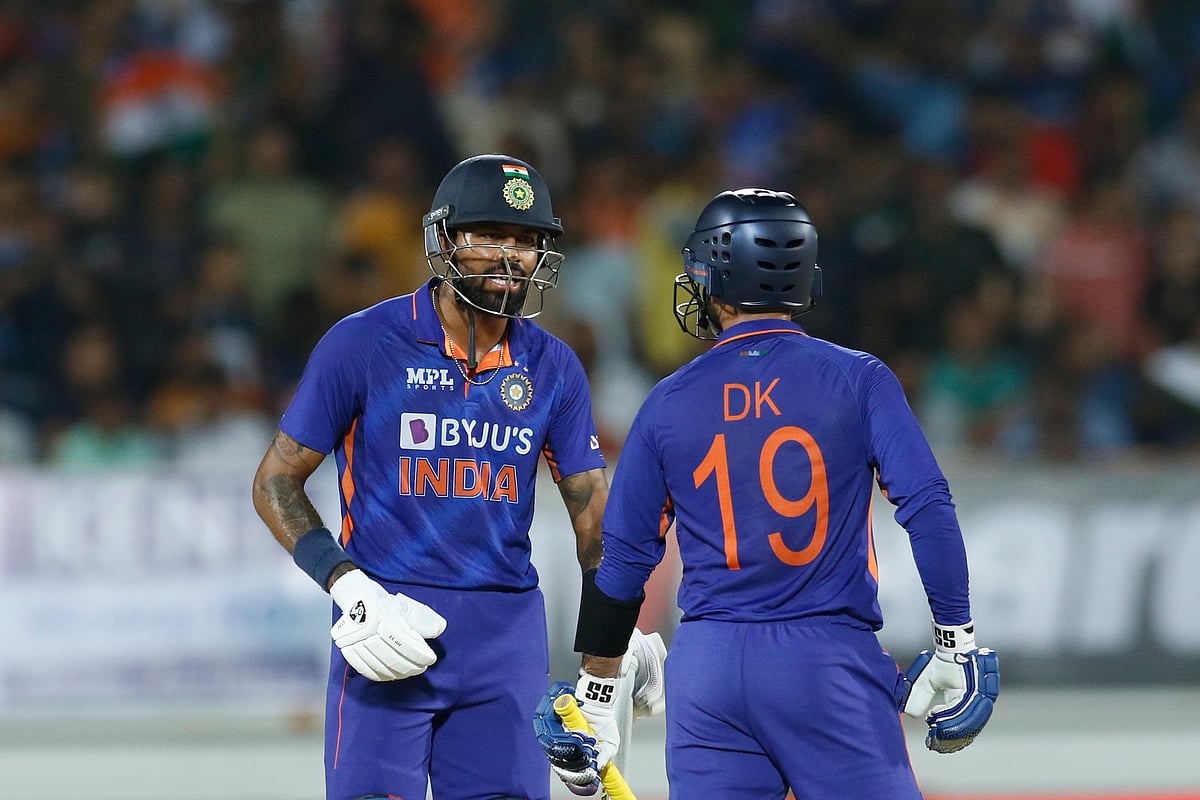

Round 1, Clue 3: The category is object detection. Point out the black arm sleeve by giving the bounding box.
[573,568,644,658]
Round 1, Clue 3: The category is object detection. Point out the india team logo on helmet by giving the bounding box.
[500,373,533,411]
[503,177,535,210]
[502,163,535,210]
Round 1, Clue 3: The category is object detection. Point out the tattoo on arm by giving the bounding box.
[259,473,322,542]
[558,468,609,571]
[270,430,309,461]
[253,430,326,553]
[557,471,596,519]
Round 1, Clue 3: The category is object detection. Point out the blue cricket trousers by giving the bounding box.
[665,616,923,800]
[324,583,550,800]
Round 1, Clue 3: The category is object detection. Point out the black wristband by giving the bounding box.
[574,568,644,658]
[292,527,354,591]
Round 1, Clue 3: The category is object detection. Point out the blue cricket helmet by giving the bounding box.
[675,188,821,338]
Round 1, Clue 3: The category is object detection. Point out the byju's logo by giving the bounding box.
[400,413,437,450]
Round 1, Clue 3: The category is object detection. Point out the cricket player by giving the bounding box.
[252,154,612,800]
[545,189,999,799]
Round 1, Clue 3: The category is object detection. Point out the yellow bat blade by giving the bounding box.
[552,693,638,800]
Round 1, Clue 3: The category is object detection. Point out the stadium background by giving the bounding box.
[0,1,1198,798]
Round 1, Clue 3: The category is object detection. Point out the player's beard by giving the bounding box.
[454,270,531,317]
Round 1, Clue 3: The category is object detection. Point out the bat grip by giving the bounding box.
[552,694,637,800]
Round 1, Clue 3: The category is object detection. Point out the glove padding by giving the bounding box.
[329,570,447,682]
[902,621,1000,753]
[534,628,666,796]
[574,668,623,776]
[530,671,623,796]
[534,682,602,796]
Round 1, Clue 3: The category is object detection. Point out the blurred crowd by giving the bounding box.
[1,0,1199,472]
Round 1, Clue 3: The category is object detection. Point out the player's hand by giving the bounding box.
[902,620,1000,753]
[329,569,447,682]
[627,627,667,719]
[534,682,603,796]
[574,668,623,776]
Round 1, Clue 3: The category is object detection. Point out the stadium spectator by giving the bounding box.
[185,237,264,402]
[1026,174,1153,363]
[1131,83,1200,215]
[950,97,1068,273]
[917,296,1032,455]
[48,384,161,469]
[204,120,331,337]
[48,322,160,469]
[148,338,274,475]
[331,136,431,299]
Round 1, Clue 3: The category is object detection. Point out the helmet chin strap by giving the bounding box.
[466,305,477,371]
[701,293,724,335]
[447,289,480,371]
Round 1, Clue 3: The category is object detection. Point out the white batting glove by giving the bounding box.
[903,621,977,719]
[626,628,667,719]
[575,669,622,774]
[902,620,1001,753]
[329,570,447,682]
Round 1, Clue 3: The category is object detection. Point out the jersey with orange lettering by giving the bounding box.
[280,276,606,590]
[596,317,969,627]
[596,318,967,798]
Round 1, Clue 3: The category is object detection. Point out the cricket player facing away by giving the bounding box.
[544,189,999,799]
[253,154,648,800]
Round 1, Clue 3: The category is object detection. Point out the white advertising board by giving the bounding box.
[1,457,1197,717]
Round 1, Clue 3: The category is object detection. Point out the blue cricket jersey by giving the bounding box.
[597,318,970,628]
[280,278,606,591]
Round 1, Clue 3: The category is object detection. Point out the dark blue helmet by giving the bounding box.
[423,153,563,236]
[423,154,564,318]
[675,188,821,339]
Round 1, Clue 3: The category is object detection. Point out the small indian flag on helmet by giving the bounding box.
[502,164,529,179]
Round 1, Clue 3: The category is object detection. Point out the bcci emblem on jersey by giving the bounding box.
[500,373,533,411]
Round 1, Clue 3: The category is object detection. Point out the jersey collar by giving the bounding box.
[413,277,516,371]
[413,277,445,345]
[713,317,808,349]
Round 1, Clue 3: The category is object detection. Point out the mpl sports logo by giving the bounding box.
[406,366,455,391]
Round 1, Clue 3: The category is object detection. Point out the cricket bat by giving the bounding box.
[552,692,637,800]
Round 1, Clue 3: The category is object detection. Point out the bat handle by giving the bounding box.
[552,694,638,800]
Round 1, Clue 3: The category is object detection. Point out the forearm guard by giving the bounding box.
[573,568,644,658]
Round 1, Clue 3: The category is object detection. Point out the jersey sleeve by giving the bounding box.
[542,340,606,479]
[861,358,971,625]
[595,384,670,603]
[279,315,372,453]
